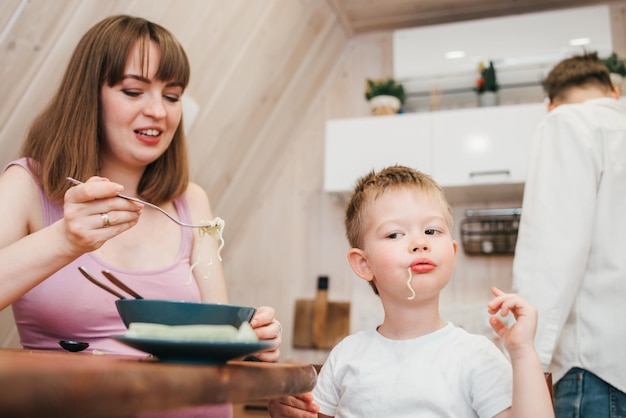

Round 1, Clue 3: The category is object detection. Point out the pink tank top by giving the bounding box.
[7,159,233,418]
[8,158,202,354]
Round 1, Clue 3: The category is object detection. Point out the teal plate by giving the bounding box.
[112,335,274,364]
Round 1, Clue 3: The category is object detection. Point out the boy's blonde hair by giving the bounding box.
[345,165,453,251]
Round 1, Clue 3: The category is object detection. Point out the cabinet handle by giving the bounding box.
[469,169,510,178]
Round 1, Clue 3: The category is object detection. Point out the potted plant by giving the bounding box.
[365,77,406,115]
[474,61,499,106]
[602,52,626,94]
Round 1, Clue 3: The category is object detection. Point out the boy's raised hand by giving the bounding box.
[487,287,538,357]
[487,291,555,418]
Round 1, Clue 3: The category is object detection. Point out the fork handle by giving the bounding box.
[66,177,201,228]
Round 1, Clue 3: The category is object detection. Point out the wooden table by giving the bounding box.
[0,349,317,417]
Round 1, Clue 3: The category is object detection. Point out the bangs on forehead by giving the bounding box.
[103,23,190,88]
[151,30,190,87]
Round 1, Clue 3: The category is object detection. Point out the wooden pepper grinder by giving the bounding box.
[312,276,329,349]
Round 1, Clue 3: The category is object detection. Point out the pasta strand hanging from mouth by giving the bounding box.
[407,267,416,300]
[187,217,225,285]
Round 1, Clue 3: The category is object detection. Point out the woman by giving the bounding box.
[0,15,281,417]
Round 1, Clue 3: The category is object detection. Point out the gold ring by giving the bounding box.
[100,213,110,228]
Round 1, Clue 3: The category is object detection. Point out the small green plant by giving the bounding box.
[365,78,406,105]
[474,61,499,93]
[602,53,626,76]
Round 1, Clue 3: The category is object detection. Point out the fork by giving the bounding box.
[66,177,213,229]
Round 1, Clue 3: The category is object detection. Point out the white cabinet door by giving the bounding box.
[430,103,546,187]
[324,113,432,192]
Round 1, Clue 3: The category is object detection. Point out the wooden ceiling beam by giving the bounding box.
[337,0,615,33]
[325,0,354,37]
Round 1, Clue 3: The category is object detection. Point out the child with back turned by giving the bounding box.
[512,52,626,416]
[268,165,554,418]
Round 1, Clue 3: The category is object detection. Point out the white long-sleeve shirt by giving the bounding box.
[512,97,626,392]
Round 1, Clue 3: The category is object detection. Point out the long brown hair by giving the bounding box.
[21,15,191,204]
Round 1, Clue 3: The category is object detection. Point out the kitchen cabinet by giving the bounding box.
[324,113,432,192]
[324,103,547,202]
[431,103,546,187]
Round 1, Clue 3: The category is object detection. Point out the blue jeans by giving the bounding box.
[554,368,626,418]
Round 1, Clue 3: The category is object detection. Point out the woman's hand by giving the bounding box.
[249,305,282,362]
[63,177,142,254]
[267,393,320,418]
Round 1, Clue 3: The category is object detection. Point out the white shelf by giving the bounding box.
[324,103,547,204]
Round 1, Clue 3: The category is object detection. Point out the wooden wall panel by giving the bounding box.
[181,1,271,124]
[214,10,347,229]
[191,1,340,212]
[0,0,80,158]
[0,0,136,165]
[0,0,25,34]
[225,31,391,362]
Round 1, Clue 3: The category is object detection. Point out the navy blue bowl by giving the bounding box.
[115,299,256,329]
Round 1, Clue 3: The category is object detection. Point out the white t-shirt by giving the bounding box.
[313,323,512,418]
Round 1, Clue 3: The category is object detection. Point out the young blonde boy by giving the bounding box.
[269,165,553,418]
